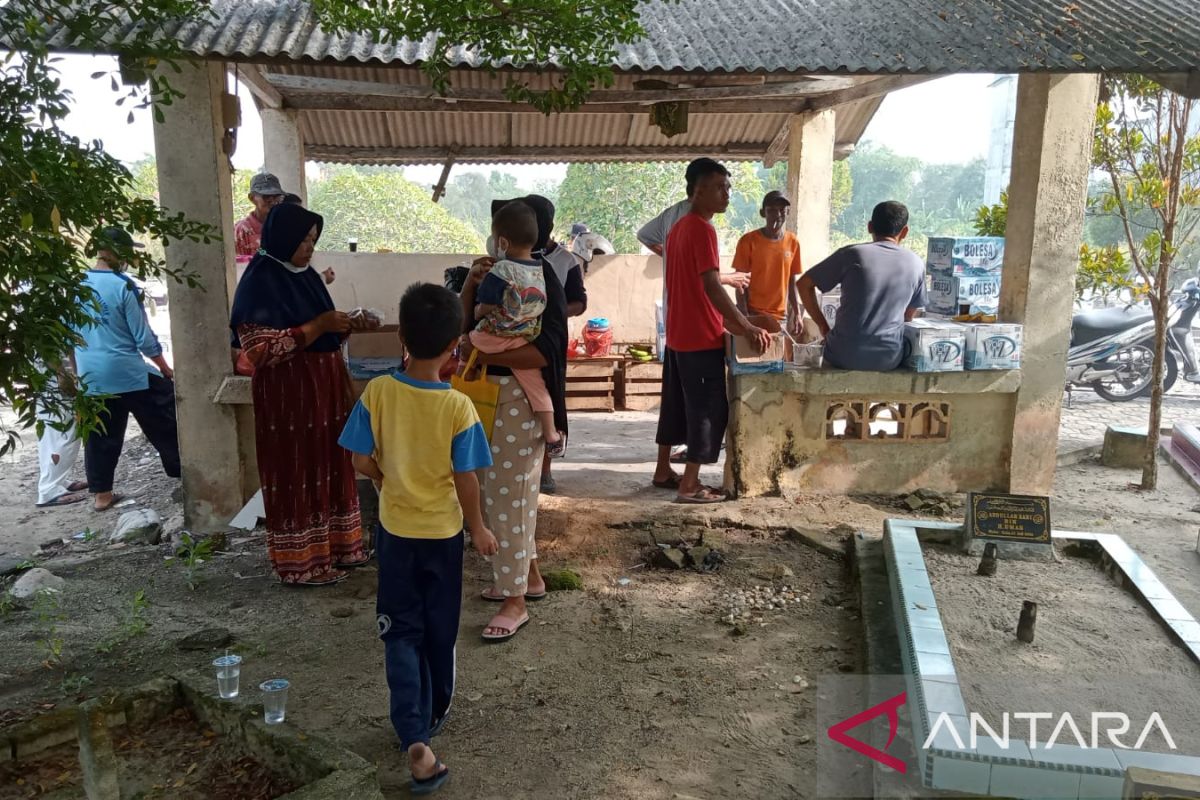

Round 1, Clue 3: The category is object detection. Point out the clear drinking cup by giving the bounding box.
[260,679,290,724]
[213,655,242,699]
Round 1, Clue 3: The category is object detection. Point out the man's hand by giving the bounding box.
[786,315,804,338]
[322,267,336,285]
[471,526,499,556]
[466,257,496,290]
[160,364,175,381]
[721,271,751,291]
[744,325,773,355]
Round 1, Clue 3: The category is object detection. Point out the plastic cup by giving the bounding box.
[213,655,241,699]
[260,679,289,724]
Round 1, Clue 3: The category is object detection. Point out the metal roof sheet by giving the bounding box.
[44,0,1200,74]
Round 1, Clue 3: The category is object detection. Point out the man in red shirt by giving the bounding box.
[653,159,771,504]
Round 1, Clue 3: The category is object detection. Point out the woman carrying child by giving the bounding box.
[459,195,569,641]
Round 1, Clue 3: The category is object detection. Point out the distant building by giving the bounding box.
[983,75,1017,206]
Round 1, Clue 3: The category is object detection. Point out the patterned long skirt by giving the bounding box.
[252,351,364,583]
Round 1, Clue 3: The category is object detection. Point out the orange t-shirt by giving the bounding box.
[732,230,803,319]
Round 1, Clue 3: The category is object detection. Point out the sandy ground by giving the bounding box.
[925,542,1200,754]
[2,410,1200,797]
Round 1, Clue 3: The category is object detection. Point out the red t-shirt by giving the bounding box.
[665,213,724,352]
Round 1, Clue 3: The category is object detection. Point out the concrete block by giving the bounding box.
[930,753,992,793]
[1102,425,1149,469]
[990,763,1081,798]
[77,704,120,800]
[1031,743,1122,773]
[920,679,967,717]
[1115,750,1200,776]
[1079,773,1125,799]
[1123,766,1200,797]
[909,625,952,655]
[10,706,77,759]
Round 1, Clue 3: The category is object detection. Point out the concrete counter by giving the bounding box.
[728,368,1024,498]
[748,367,1022,397]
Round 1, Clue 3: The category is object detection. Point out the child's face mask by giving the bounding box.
[485,235,508,261]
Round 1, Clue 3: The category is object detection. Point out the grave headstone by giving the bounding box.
[961,492,1055,561]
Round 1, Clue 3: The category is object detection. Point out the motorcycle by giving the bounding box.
[1065,277,1200,401]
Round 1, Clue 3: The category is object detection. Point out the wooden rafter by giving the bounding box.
[305,143,772,164]
[263,73,859,105]
[283,93,811,115]
[234,64,283,109]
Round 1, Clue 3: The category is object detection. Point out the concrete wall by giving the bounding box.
[727,369,1021,496]
[320,251,735,343]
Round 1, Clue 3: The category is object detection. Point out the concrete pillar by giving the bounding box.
[261,108,307,202]
[1000,73,1100,494]
[153,60,248,531]
[785,109,836,267]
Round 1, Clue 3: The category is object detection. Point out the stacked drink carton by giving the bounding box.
[903,318,965,372]
[926,237,1004,316]
[961,323,1023,370]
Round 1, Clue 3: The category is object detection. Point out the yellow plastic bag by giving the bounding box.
[450,350,499,439]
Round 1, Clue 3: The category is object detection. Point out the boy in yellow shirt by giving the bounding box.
[339,282,497,795]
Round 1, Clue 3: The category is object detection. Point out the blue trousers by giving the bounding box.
[375,526,463,750]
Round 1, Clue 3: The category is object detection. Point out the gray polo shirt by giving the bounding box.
[806,241,928,371]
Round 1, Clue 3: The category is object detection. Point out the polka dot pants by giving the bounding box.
[479,375,545,597]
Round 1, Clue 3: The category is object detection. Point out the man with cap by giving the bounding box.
[731,190,805,334]
[235,172,287,261]
[74,227,181,511]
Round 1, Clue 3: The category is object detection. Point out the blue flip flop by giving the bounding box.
[411,761,449,795]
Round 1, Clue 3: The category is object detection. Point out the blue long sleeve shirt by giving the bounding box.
[74,270,163,396]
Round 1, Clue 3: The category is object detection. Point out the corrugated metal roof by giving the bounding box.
[46,0,1200,74]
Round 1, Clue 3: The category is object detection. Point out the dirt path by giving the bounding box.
[4,405,1200,797]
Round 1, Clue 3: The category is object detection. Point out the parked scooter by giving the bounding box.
[1065,278,1200,401]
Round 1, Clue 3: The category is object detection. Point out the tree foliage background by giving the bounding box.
[0,0,216,454]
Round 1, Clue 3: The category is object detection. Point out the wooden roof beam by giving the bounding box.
[286,94,809,115]
[805,74,939,110]
[263,73,860,104]
[233,64,283,109]
[305,143,773,163]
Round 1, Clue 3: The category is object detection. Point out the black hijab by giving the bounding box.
[229,203,341,352]
[490,194,570,436]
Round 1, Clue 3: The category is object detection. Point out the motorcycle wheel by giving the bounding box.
[1091,347,1176,401]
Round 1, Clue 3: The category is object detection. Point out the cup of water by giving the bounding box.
[213,654,242,699]
[260,679,290,725]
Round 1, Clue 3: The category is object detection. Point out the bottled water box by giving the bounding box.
[926,236,1005,276]
[903,319,965,372]
[928,269,1002,316]
[962,323,1023,370]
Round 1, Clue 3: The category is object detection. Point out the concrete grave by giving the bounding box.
[0,673,384,799]
[1102,425,1150,469]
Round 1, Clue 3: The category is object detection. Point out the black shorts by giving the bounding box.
[654,347,728,464]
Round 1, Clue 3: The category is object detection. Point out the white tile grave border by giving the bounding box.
[884,519,1200,799]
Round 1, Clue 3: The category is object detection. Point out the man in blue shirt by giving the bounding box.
[74,227,180,511]
[798,201,928,371]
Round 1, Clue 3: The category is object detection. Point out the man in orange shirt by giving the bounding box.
[732,190,803,334]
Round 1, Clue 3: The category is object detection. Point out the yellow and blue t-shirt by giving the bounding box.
[338,372,493,539]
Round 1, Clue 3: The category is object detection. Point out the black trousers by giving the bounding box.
[84,374,182,494]
[654,347,729,464]
[376,527,463,750]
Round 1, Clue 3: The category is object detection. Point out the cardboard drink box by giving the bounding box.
[903,319,965,372]
[344,325,405,395]
[962,323,1023,370]
[926,236,1005,276]
[819,292,841,328]
[928,269,1002,316]
[726,314,786,375]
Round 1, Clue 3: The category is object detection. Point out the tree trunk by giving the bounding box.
[1141,263,1173,490]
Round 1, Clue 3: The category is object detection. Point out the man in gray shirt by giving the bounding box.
[798,201,927,371]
